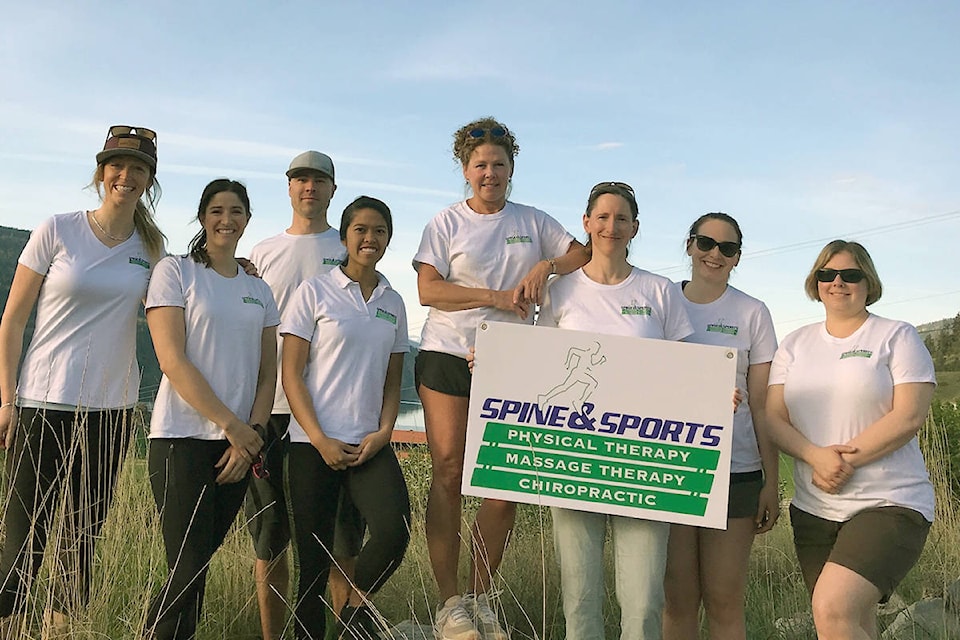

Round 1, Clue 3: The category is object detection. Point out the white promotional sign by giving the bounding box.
[463,321,738,529]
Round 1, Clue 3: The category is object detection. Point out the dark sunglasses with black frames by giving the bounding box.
[815,268,865,284]
[468,126,507,139]
[106,125,157,141]
[690,234,741,258]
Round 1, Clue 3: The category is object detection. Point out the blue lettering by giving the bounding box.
[599,412,619,434]
[501,400,523,421]
[684,422,704,444]
[617,413,641,435]
[480,398,501,419]
[702,425,722,447]
[548,406,568,427]
[640,417,663,439]
[661,420,685,442]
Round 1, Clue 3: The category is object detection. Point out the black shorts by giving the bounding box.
[728,470,764,519]
[415,350,472,398]
[245,415,291,560]
[790,504,930,600]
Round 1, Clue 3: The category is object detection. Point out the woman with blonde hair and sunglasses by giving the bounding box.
[662,213,779,640]
[766,240,935,640]
[0,125,166,635]
[537,181,693,640]
[414,117,587,640]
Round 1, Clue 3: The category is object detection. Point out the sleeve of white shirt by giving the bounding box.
[889,323,936,385]
[17,215,58,275]
[412,217,450,277]
[768,330,799,386]
[280,280,319,342]
[750,302,778,364]
[260,280,281,327]
[538,211,576,259]
[145,256,186,310]
[661,283,695,342]
[393,296,410,353]
[536,281,560,328]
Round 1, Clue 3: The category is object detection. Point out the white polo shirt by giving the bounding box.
[281,268,409,444]
[414,200,574,358]
[146,255,280,440]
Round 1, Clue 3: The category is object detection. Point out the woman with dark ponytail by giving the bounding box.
[0,125,165,636]
[144,179,279,639]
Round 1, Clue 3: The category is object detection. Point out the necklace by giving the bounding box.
[89,211,134,242]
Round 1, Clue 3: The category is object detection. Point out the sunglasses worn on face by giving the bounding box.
[691,234,740,258]
[468,126,507,138]
[816,268,865,284]
[107,125,157,141]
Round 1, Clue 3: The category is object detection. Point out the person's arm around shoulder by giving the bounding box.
[416,262,529,319]
[747,361,779,532]
[281,333,359,470]
[0,264,45,448]
[514,240,590,305]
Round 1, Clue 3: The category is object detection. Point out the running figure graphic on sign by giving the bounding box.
[538,341,606,414]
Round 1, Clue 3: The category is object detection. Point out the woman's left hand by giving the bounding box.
[353,429,391,466]
[754,482,780,533]
[215,445,251,484]
[514,260,553,305]
[732,387,744,412]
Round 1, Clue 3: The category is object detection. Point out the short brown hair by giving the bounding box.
[804,240,883,306]
[452,117,519,167]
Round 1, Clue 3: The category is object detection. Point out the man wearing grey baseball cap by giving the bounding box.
[245,150,361,639]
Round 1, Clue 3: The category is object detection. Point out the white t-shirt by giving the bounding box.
[678,283,778,473]
[281,268,409,444]
[17,211,153,409]
[146,255,280,440]
[249,229,345,413]
[769,314,936,522]
[538,267,694,344]
[414,200,574,357]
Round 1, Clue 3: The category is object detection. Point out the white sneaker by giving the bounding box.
[463,592,509,640]
[435,595,481,640]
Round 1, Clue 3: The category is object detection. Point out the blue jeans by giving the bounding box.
[552,507,669,640]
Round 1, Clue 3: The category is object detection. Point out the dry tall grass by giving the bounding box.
[1,410,957,639]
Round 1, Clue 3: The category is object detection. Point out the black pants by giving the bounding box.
[286,443,410,640]
[0,407,130,617]
[144,438,249,640]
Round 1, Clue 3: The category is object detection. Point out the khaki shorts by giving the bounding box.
[790,504,930,601]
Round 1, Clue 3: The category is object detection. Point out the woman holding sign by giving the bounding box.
[662,213,779,640]
[766,240,935,640]
[537,181,693,640]
[413,117,586,640]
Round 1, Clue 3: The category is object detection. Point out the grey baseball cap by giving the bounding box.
[286,150,335,181]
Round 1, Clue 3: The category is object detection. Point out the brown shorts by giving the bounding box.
[415,350,472,398]
[790,504,930,601]
[728,470,763,519]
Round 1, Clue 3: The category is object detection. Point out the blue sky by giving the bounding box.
[2,1,958,341]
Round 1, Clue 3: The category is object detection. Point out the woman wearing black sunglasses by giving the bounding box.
[413,117,588,640]
[663,213,779,640]
[537,181,693,640]
[766,240,935,640]
[143,179,277,639]
[0,125,166,635]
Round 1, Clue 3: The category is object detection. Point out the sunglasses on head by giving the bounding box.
[816,268,865,284]
[468,126,507,139]
[107,125,157,141]
[690,234,740,258]
[590,181,636,198]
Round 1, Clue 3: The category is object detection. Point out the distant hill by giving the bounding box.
[0,224,421,406]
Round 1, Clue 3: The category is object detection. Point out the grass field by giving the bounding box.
[1,410,958,639]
